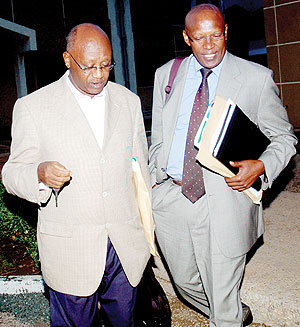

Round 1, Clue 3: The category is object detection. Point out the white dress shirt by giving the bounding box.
[66,72,106,149]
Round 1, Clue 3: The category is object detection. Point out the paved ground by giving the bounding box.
[153,190,300,327]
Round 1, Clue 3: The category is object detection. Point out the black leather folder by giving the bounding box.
[212,103,270,191]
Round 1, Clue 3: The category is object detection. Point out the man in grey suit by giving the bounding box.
[2,23,150,326]
[149,4,297,327]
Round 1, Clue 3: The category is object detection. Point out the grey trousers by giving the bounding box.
[152,178,246,327]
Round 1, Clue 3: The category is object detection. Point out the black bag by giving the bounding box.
[134,257,172,327]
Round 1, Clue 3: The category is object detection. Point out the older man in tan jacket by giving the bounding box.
[2,23,150,327]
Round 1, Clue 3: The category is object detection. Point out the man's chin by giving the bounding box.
[198,54,221,69]
[201,60,219,69]
[85,86,105,96]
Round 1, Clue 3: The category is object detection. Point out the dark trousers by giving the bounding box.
[48,238,137,327]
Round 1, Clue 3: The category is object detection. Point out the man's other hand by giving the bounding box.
[224,160,265,191]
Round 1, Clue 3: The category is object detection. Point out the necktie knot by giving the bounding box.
[201,68,212,80]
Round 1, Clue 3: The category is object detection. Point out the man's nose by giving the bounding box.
[203,36,214,48]
[92,67,104,77]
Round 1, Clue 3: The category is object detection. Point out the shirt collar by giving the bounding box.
[192,51,227,78]
[66,70,106,100]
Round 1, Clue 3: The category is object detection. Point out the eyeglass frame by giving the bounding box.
[66,51,115,74]
[185,31,226,44]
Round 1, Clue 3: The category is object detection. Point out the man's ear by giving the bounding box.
[62,52,71,69]
[183,30,191,47]
[224,24,228,41]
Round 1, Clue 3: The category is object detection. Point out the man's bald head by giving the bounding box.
[185,4,225,31]
[66,23,111,53]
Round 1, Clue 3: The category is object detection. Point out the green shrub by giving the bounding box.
[0,181,39,268]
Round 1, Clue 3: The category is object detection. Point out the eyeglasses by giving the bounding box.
[185,31,225,44]
[67,51,115,74]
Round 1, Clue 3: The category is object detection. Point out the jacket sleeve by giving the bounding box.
[257,70,297,189]
[1,99,52,204]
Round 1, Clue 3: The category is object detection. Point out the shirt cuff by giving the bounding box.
[39,182,50,191]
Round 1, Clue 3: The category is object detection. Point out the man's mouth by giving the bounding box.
[91,81,104,87]
[203,53,216,60]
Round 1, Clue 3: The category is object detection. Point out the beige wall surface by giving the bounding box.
[263,0,300,129]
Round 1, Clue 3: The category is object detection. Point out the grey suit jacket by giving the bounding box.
[149,52,297,258]
[2,72,151,296]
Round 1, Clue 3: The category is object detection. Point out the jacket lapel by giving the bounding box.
[216,52,242,103]
[55,72,103,152]
[102,82,121,152]
[162,56,191,164]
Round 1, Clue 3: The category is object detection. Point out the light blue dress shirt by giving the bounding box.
[166,53,226,180]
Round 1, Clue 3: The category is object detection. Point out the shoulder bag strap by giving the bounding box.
[164,57,185,103]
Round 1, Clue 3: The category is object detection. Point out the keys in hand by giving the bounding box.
[37,161,71,208]
[53,188,59,207]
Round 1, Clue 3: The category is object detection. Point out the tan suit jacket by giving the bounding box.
[149,53,297,258]
[2,72,151,296]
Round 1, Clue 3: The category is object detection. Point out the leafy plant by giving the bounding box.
[0,254,14,271]
[0,181,39,268]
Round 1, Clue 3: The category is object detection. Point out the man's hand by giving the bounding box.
[225,160,265,192]
[38,161,71,189]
